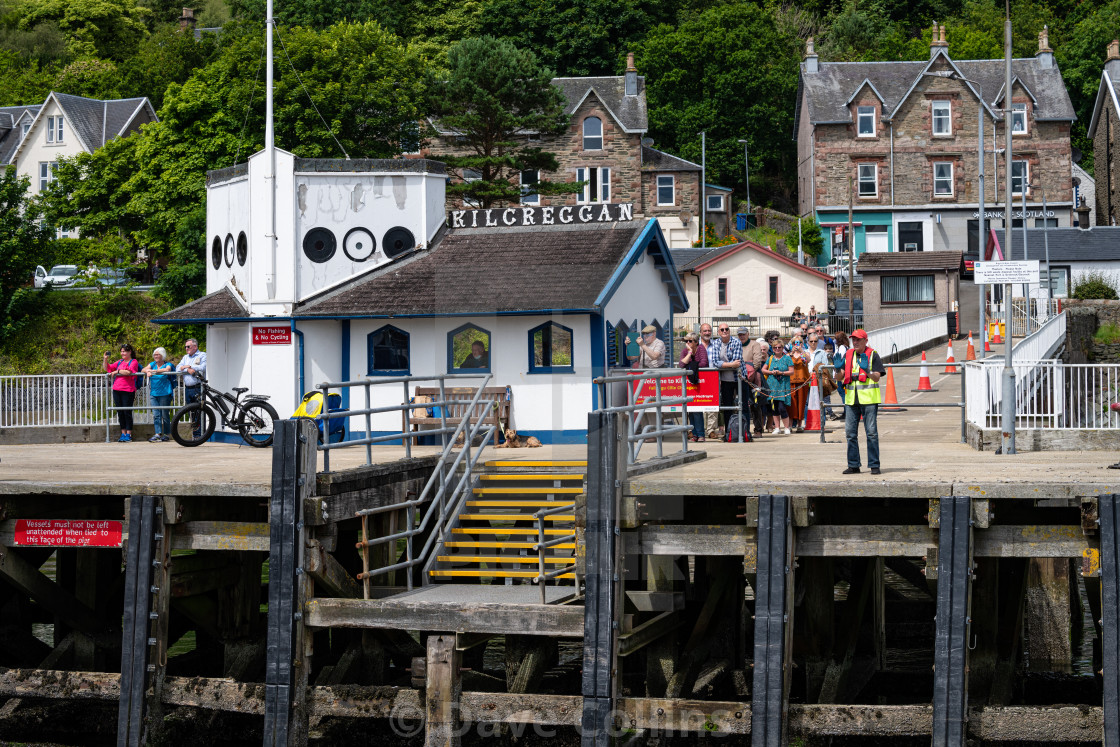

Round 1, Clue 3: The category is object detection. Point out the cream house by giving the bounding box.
[8,92,156,229]
[673,240,830,324]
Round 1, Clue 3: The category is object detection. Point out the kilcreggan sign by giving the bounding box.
[450,203,634,229]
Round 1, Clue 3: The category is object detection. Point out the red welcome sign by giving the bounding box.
[13,519,123,548]
[632,370,721,412]
[252,326,292,345]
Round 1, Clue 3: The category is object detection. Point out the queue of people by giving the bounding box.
[103,338,206,442]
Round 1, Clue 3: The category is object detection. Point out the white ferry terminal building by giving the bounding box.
[155,150,688,444]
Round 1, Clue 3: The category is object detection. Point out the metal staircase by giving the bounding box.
[429,459,585,584]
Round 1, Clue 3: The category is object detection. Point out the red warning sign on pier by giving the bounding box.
[252,326,291,345]
[13,519,123,548]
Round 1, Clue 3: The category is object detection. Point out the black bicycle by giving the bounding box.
[170,376,279,448]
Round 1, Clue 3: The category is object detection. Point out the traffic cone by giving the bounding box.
[943,339,958,374]
[912,351,938,392]
[881,366,905,412]
[991,322,1003,345]
[805,373,822,431]
[984,324,991,352]
[965,331,976,361]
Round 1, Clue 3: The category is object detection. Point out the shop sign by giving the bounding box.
[632,370,721,412]
[13,519,123,548]
[252,326,292,345]
[450,202,634,229]
[971,209,1056,219]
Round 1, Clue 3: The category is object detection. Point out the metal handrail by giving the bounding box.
[595,368,693,465]
[534,502,578,604]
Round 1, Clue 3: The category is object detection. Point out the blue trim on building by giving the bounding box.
[596,218,689,313]
[526,321,575,374]
[340,319,350,439]
[366,323,412,377]
[447,321,492,374]
[291,319,305,405]
[589,312,605,411]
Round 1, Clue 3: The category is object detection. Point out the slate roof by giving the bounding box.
[553,76,647,133]
[796,51,1076,135]
[1087,59,1120,138]
[672,241,833,280]
[153,287,249,323]
[0,104,40,164]
[643,145,700,172]
[52,93,154,151]
[857,251,965,272]
[992,228,1120,262]
[295,222,648,317]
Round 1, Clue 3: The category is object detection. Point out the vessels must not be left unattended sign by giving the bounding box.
[973,260,1040,285]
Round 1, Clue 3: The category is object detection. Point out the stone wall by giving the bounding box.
[1094,101,1120,226]
[1063,299,1120,363]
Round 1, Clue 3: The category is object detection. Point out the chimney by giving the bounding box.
[625,52,638,97]
[1036,25,1054,69]
[805,37,819,74]
[1107,40,1120,83]
[179,7,196,31]
[930,21,948,59]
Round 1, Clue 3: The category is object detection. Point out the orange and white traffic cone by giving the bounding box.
[965,331,976,361]
[804,373,822,431]
[912,351,938,392]
[984,324,991,352]
[991,322,1003,345]
[881,366,905,412]
[943,339,958,374]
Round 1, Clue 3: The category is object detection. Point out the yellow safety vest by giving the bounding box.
[844,350,883,406]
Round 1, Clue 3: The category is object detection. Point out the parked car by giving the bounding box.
[34,265,79,288]
[825,255,861,285]
[79,267,131,286]
[828,298,864,333]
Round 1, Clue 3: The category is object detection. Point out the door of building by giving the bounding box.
[898,222,923,252]
[865,225,889,253]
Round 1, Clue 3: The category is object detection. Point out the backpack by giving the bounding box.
[724,414,750,443]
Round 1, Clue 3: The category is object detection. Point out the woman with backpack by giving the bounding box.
[142,347,175,442]
[104,344,141,442]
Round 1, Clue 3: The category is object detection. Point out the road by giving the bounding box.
[958,278,983,339]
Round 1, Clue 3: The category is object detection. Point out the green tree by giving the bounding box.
[787,216,825,258]
[637,3,802,211]
[18,0,149,60]
[117,25,221,107]
[52,57,119,98]
[0,49,58,103]
[0,166,53,341]
[429,35,580,208]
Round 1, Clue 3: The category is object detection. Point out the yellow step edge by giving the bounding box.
[484,461,587,467]
[473,487,583,494]
[436,556,572,564]
[445,542,576,550]
[466,500,573,508]
[451,528,571,536]
[428,569,575,579]
[480,474,585,481]
[458,514,575,522]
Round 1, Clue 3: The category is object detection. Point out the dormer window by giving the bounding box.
[20,122,29,142]
[582,117,603,150]
[857,106,876,137]
[45,116,63,143]
[932,101,951,136]
[1011,103,1028,134]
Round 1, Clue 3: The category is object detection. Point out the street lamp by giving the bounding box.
[736,138,751,221]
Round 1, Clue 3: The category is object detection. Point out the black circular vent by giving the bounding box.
[211,237,222,269]
[236,232,248,266]
[382,227,415,259]
[302,227,336,263]
[343,227,376,262]
[224,233,235,267]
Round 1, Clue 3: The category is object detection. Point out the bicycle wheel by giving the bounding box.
[237,400,279,447]
[170,402,217,447]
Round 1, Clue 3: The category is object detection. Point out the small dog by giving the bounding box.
[495,430,542,448]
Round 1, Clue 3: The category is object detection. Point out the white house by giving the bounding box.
[992,226,1120,298]
[155,151,688,444]
[672,241,831,325]
[0,104,41,165]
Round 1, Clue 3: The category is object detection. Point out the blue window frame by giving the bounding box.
[528,322,574,374]
[367,325,410,375]
[448,323,491,374]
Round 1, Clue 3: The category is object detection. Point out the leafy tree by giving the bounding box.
[0,166,53,341]
[117,25,221,107]
[154,203,206,305]
[787,216,825,258]
[53,57,119,98]
[0,20,69,62]
[19,0,149,60]
[428,35,581,208]
[637,3,802,211]
[0,49,58,103]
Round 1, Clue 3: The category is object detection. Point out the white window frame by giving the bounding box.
[520,169,539,205]
[656,174,675,206]
[582,117,603,150]
[933,161,954,197]
[1011,160,1029,196]
[856,106,876,137]
[767,275,781,307]
[717,277,729,306]
[20,121,29,142]
[857,163,877,198]
[576,167,610,203]
[931,100,952,136]
[38,161,57,192]
[707,194,724,211]
[461,168,482,208]
[1011,103,1028,134]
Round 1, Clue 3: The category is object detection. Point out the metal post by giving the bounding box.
[751,494,792,746]
[1022,182,1030,311]
[654,375,664,458]
[1001,5,1017,455]
[738,137,752,228]
[402,381,412,460]
[701,131,707,250]
[978,102,986,354]
[1099,494,1120,747]
[848,173,855,331]
[680,371,690,452]
[931,495,974,746]
[1042,189,1051,317]
[819,376,826,444]
[363,384,372,464]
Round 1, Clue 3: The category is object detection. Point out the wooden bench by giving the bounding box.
[405,386,511,447]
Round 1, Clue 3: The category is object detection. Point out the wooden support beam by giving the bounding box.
[819,558,875,704]
[990,558,1029,706]
[303,597,585,636]
[305,538,361,599]
[796,557,833,703]
[169,521,269,552]
[619,612,683,658]
[425,634,462,747]
[0,544,107,637]
[145,507,173,741]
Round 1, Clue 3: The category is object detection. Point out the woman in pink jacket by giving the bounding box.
[104,344,141,442]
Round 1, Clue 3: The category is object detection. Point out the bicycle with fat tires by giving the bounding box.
[170,376,279,448]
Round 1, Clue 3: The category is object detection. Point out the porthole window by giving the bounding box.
[236,232,248,266]
[382,227,415,259]
[211,236,222,269]
[343,227,377,262]
[448,323,491,374]
[302,227,336,263]
[224,233,235,267]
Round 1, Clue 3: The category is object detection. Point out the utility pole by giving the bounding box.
[848,172,855,331]
[978,98,985,355]
[701,131,707,250]
[1001,0,1016,454]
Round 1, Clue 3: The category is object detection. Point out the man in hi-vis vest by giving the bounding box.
[842,329,886,475]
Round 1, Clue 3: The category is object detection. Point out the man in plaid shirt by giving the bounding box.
[708,323,743,434]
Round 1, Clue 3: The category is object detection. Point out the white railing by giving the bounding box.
[0,374,186,428]
[987,298,1061,336]
[1011,311,1066,362]
[867,314,948,361]
[966,361,1120,430]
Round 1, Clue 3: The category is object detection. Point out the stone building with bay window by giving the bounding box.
[795,24,1076,268]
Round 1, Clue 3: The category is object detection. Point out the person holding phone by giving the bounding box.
[842,329,886,475]
[104,344,140,442]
